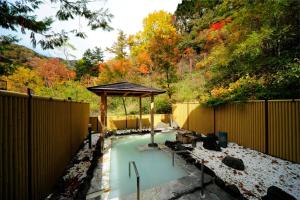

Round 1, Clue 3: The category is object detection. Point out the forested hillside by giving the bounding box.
[1,0,299,114]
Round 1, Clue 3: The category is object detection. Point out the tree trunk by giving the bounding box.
[189,57,193,73]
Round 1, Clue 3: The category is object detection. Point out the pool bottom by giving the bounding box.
[109,132,188,199]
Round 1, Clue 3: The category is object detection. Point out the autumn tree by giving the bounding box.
[28,57,75,87]
[183,47,196,73]
[130,11,180,99]
[4,66,43,93]
[176,0,300,105]
[148,32,180,99]
[98,30,131,82]
[135,50,152,75]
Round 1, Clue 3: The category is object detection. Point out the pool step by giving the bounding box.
[86,188,111,199]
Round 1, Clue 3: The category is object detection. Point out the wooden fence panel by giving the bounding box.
[215,101,265,152]
[188,103,214,134]
[105,114,170,130]
[172,103,189,130]
[31,98,75,199]
[71,102,89,155]
[0,91,89,200]
[172,100,299,163]
[268,100,300,163]
[0,92,29,200]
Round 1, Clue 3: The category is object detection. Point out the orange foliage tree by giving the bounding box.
[28,57,75,87]
[136,50,152,74]
[98,59,132,83]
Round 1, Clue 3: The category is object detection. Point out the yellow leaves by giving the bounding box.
[211,87,228,98]
[5,66,43,93]
[210,75,263,98]
[197,44,231,69]
[142,10,176,40]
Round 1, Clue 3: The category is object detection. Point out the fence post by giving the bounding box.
[265,100,269,154]
[68,97,73,156]
[187,103,190,130]
[27,88,33,200]
[213,106,216,133]
[88,124,92,149]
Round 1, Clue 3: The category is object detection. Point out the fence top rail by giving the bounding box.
[0,90,29,97]
[268,99,300,102]
[0,90,89,104]
[175,99,300,105]
[106,114,169,117]
[33,95,88,104]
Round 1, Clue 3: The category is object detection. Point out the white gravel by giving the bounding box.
[189,142,300,200]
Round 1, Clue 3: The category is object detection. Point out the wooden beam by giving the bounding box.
[123,92,130,97]
[140,93,151,98]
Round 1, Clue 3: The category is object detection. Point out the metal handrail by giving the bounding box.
[168,149,206,198]
[129,161,140,200]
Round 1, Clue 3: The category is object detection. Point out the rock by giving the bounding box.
[185,157,196,164]
[203,165,216,177]
[203,134,221,151]
[185,146,194,151]
[194,162,216,177]
[215,176,225,188]
[177,152,190,157]
[165,140,181,150]
[262,186,296,200]
[181,154,192,160]
[225,184,241,197]
[222,156,245,170]
[175,143,186,151]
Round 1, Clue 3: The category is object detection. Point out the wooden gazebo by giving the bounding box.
[87,81,165,146]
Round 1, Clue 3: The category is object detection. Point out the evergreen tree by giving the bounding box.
[75,47,104,79]
[106,30,128,59]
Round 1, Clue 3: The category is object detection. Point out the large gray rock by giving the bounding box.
[222,156,245,170]
[203,134,221,151]
[262,186,296,200]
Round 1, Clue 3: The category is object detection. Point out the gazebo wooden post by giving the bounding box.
[150,94,154,144]
[139,96,142,131]
[100,92,107,134]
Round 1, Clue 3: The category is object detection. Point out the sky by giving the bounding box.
[0,0,182,60]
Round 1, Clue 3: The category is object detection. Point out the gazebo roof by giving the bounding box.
[87,81,165,97]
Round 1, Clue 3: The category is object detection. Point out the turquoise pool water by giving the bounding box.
[109,132,187,198]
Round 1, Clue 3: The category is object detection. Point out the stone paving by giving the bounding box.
[121,163,236,200]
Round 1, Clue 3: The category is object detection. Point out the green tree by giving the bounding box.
[75,47,104,79]
[0,0,113,49]
[106,30,128,59]
[174,0,221,33]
